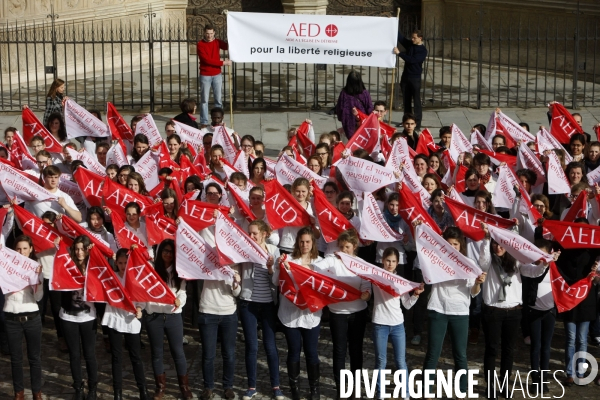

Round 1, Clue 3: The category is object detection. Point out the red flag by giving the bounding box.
[345,112,380,154]
[141,202,177,246]
[290,262,362,313]
[454,164,469,193]
[193,150,210,176]
[550,103,584,144]
[296,122,316,157]
[102,177,153,217]
[356,109,396,140]
[125,247,177,305]
[263,179,312,230]
[477,149,518,169]
[51,241,85,291]
[13,205,62,253]
[73,167,104,207]
[493,117,517,148]
[549,261,592,313]
[562,190,588,222]
[109,208,151,260]
[444,196,516,241]
[331,142,345,164]
[278,262,309,310]
[311,181,352,243]
[106,102,134,142]
[21,108,63,153]
[415,128,442,155]
[8,132,37,171]
[179,154,205,182]
[543,220,600,249]
[595,125,600,141]
[85,247,136,313]
[177,199,230,232]
[398,184,441,235]
[57,215,113,258]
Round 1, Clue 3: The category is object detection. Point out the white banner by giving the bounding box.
[337,252,419,297]
[215,212,268,265]
[172,120,205,151]
[176,220,235,282]
[536,128,573,164]
[0,246,40,294]
[0,170,57,203]
[134,150,160,191]
[66,147,107,177]
[359,193,403,242]
[233,151,250,179]
[497,112,535,143]
[211,126,237,164]
[487,224,553,264]
[449,124,473,161]
[106,141,129,167]
[336,156,396,195]
[275,154,327,188]
[517,143,545,188]
[401,165,431,209]
[134,114,163,147]
[471,129,493,151]
[227,12,398,68]
[415,224,482,284]
[385,137,412,171]
[58,177,84,204]
[548,151,571,195]
[64,99,110,139]
[493,165,519,209]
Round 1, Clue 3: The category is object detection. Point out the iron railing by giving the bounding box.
[0,9,598,113]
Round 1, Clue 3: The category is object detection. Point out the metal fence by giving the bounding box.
[0,9,599,113]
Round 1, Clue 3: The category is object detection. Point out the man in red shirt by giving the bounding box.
[196,24,231,127]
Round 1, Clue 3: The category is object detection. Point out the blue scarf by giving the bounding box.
[383,209,403,232]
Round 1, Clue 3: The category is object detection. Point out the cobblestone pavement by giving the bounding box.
[1,306,600,400]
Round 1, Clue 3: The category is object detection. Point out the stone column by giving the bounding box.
[281,0,329,15]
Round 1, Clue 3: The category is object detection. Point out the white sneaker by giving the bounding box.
[524,336,531,345]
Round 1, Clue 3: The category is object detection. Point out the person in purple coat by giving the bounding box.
[335,70,373,140]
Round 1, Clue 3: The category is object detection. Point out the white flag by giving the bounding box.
[337,252,420,297]
[415,223,482,284]
[233,151,251,179]
[211,125,237,164]
[536,128,573,164]
[493,165,520,209]
[134,150,160,191]
[497,112,535,143]
[66,147,107,177]
[401,165,431,209]
[336,156,397,195]
[0,169,57,203]
[487,224,553,264]
[172,119,205,151]
[517,143,546,189]
[134,114,163,147]
[176,220,235,282]
[471,129,494,151]
[215,212,268,265]
[385,137,412,172]
[359,193,404,242]
[449,124,473,161]
[64,99,110,139]
[0,246,40,294]
[106,142,129,167]
[548,151,571,195]
[275,154,327,188]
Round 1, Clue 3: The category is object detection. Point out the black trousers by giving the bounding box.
[62,319,98,388]
[482,307,521,385]
[5,313,42,393]
[108,327,146,391]
[400,74,423,126]
[38,278,63,338]
[329,308,367,391]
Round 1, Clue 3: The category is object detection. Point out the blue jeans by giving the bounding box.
[145,313,187,376]
[283,324,320,365]
[372,323,407,399]
[565,321,590,378]
[238,300,280,389]
[200,74,223,125]
[198,312,237,390]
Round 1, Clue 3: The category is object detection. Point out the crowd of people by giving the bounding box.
[1,65,600,400]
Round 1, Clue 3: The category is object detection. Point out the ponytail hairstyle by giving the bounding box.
[442,227,467,257]
[248,219,272,238]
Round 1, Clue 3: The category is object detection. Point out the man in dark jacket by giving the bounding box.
[394,30,427,129]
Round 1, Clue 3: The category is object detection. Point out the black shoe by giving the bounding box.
[71,383,85,400]
[86,384,97,400]
[307,363,320,400]
[288,361,301,400]
[139,387,150,400]
[113,389,123,400]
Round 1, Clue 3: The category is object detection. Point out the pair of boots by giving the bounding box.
[13,392,43,400]
[113,385,150,400]
[71,382,96,400]
[288,362,320,400]
[153,373,193,399]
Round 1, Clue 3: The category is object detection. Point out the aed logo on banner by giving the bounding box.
[287,23,339,40]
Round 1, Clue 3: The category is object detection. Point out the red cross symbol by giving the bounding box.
[325,24,338,37]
